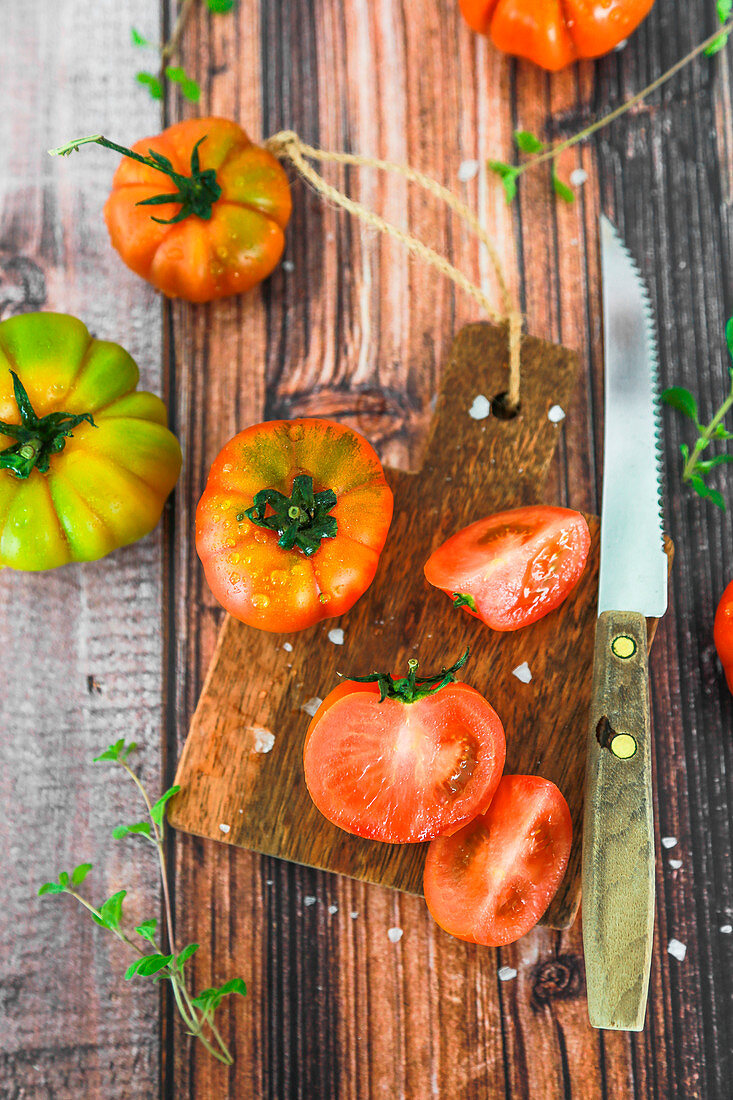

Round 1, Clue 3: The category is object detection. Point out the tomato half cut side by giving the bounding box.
[423,774,572,946]
[424,505,591,631]
[303,663,506,844]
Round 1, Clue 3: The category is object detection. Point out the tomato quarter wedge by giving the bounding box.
[424,774,572,946]
[303,652,506,843]
[424,505,591,631]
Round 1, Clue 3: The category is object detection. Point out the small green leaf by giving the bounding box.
[690,474,709,496]
[191,987,217,1010]
[717,0,732,22]
[487,159,519,202]
[216,977,247,998]
[94,738,137,763]
[165,66,186,82]
[713,424,733,439]
[136,919,158,944]
[180,79,201,103]
[150,785,181,826]
[705,32,729,56]
[71,863,93,886]
[39,882,66,896]
[99,890,126,930]
[680,442,690,463]
[514,130,544,154]
[125,958,144,980]
[176,943,200,969]
[113,822,153,840]
[552,168,574,204]
[58,871,70,887]
[661,386,699,422]
[694,454,733,473]
[131,27,149,47]
[207,0,236,11]
[707,487,726,510]
[136,72,164,100]
[726,316,733,359]
[135,953,174,977]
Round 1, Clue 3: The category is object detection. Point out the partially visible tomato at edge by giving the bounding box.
[424,774,572,946]
[195,418,393,632]
[303,670,506,843]
[424,505,591,631]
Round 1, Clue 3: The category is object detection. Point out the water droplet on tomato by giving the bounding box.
[228,552,240,564]
[252,593,270,609]
[229,572,240,584]
[271,569,288,585]
[222,463,233,473]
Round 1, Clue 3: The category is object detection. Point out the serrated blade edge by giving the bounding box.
[598,216,667,618]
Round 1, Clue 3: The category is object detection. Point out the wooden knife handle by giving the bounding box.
[582,609,655,1031]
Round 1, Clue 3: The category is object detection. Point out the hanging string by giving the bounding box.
[265,131,523,411]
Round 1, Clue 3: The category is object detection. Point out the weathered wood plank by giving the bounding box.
[0,2,167,1096]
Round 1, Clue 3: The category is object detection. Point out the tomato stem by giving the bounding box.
[245,474,338,556]
[350,648,471,704]
[48,133,222,225]
[0,371,95,479]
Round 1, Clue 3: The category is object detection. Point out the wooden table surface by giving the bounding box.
[2,2,732,1097]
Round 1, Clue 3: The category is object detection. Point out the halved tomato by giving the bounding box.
[303,653,506,843]
[424,505,591,631]
[423,774,572,946]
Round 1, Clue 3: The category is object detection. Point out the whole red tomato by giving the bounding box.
[103,117,292,302]
[424,505,591,631]
[303,651,506,843]
[424,774,572,946]
[459,0,656,71]
[196,418,393,632]
[714,579,733,693]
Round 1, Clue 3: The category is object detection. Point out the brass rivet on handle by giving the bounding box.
[611,635,636,659]
[610,733,637,759]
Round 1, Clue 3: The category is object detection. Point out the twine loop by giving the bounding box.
[265,130,523,411]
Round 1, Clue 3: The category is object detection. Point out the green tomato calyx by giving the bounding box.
[349,648,471,704]
[452,592,478,612]
[0,371,96,479]
[245,474,338,556]
[49,133,222,225]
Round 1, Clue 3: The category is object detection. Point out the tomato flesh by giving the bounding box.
[424,774,572,946]
[303,681,506,843]
[424,505,590,631]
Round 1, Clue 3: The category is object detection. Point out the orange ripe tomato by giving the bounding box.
[195,418,394,632]
[459,0,656,71]
[103,117,292,302]
[714,579,733,693]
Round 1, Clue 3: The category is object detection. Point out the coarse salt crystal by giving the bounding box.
[498,966,517,981]
[219,823,230,834]
[548,405,565,423]
[350,911,359,919]
[668,859,682,870]
[614,38,628,51]
[661,836,677,849]
[569,168,588,187]
[458,159,480,182]
[469,395,491,420]
[304,896,317,907]
[387,927,403,943]
[283,642,293,652]
[266,879,273,885]
[252,728,275,754]
[328,905,338,915]
[668,938,686,961]
[301,697,323,717]
[720,924,732,934]
[282,260,295,272]
[328,628,345,645]
[512,662,532,684]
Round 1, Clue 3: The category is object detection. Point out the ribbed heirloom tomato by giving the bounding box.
[0,312,182,570]
[424,774,572,946]
[98,118,292,302]
[424,505,591,631]
[303,652,506,843]
[459,0,656,71]
[196,418,393,631]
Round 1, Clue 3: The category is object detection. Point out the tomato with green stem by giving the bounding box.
[196,417,393,631]
[0,312,181,571]
[424,505,591,631]
[50,118,292,303]
[424,774,572,946]
[303,650,506,843]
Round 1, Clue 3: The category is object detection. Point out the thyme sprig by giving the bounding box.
[132,0,237,102]
[38,738,246,1065]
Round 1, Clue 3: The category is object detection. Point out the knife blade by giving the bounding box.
[582,216,668,1032]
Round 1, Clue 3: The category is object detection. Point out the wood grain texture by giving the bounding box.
[583,611,655,1031]
[0,2,168,1098]
[2,0,732,1097]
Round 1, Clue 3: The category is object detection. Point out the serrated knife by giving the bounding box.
[582,216,668,1032]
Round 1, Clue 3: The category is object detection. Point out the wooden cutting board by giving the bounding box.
[169,322,668,929]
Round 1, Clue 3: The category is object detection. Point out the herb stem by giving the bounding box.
[159,0,198,77]
[683,384,733,481]
[514,17,733,182]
